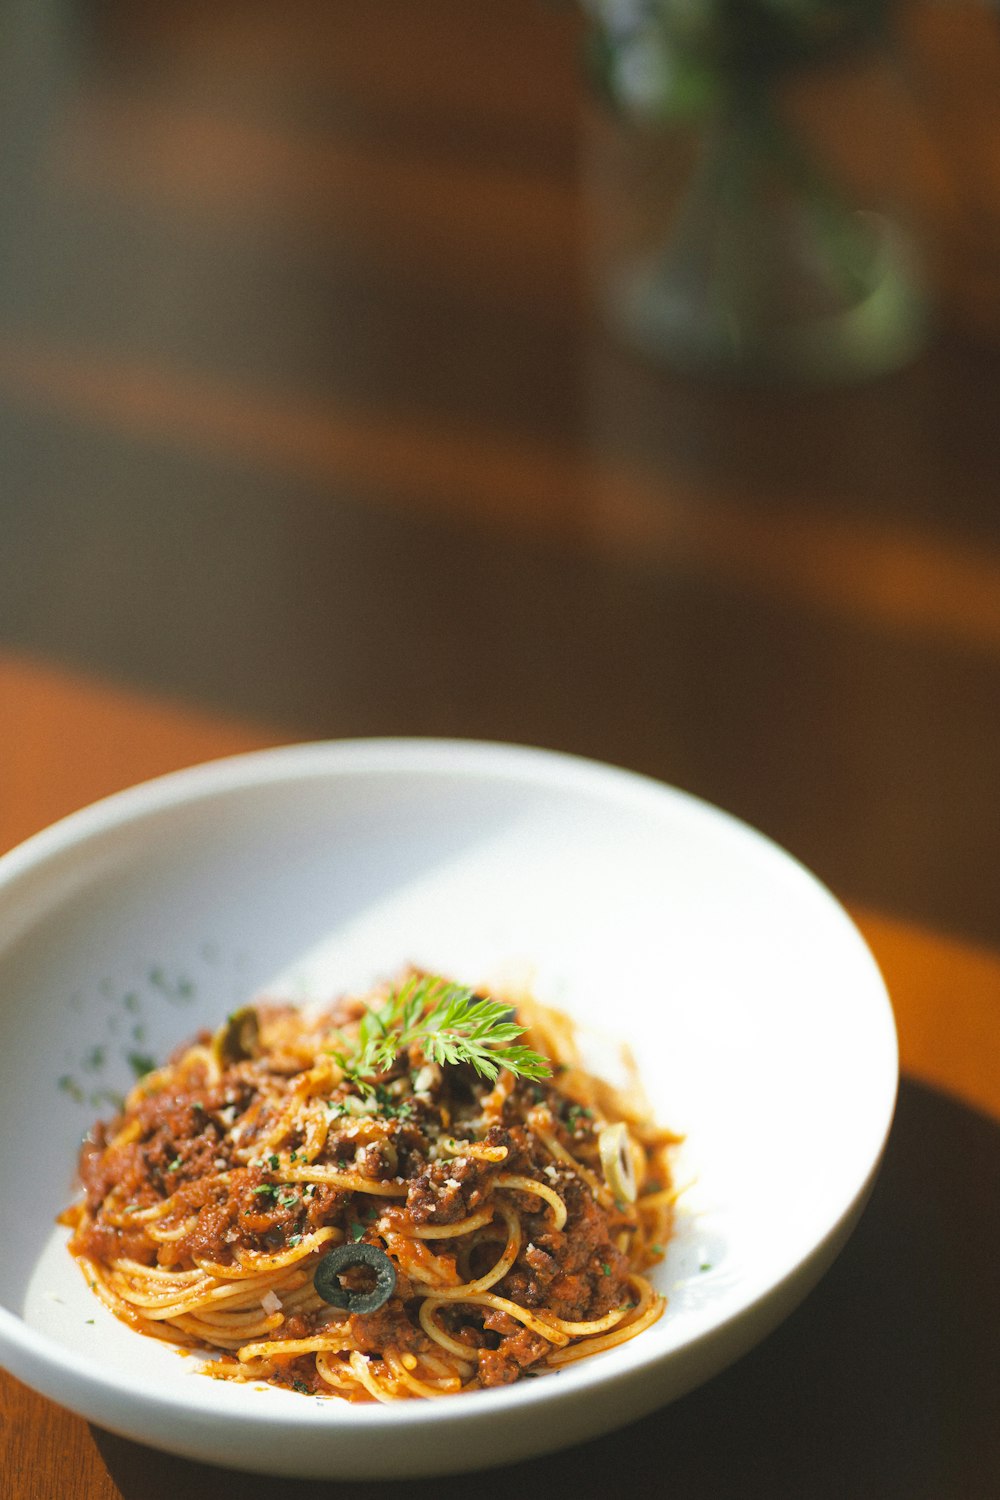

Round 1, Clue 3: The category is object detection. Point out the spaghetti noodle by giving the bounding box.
[61,977,677,1401]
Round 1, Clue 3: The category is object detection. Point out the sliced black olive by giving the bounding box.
[211,1006,260,1068]
[598,1121,637,1203]
[313,1242,397,1314]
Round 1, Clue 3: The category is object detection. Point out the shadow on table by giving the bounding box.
[93,1077,1000,1499]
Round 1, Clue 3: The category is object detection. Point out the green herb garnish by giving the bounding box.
[371,1084,414,1120]
[127,1051,157,1080]
[334,975,551,1089]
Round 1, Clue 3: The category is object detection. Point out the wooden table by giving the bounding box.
[1,3,999,1495]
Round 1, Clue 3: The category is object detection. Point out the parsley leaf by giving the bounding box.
[334,975,551,1090]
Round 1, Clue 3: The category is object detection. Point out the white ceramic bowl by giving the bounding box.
[0,739,897,1479]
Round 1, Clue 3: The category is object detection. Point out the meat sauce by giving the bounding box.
[72,1023,639,1387]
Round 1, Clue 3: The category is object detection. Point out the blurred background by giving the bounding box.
[1,0,1000,951]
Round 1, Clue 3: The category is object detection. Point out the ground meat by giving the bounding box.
[355,1140,397,1179]
[405,1153,498,1224]
[73,1219,157,1266]
[499,1178,631,1320]
[302,1184,347,1229]
[349,1299,425,1355]
[477,1327,550,1386]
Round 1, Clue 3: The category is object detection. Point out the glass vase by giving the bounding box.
[582,5,928,384]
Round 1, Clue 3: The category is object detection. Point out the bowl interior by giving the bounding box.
[0,740,897,1451]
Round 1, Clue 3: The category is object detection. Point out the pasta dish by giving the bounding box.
[62,974,677,1402]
